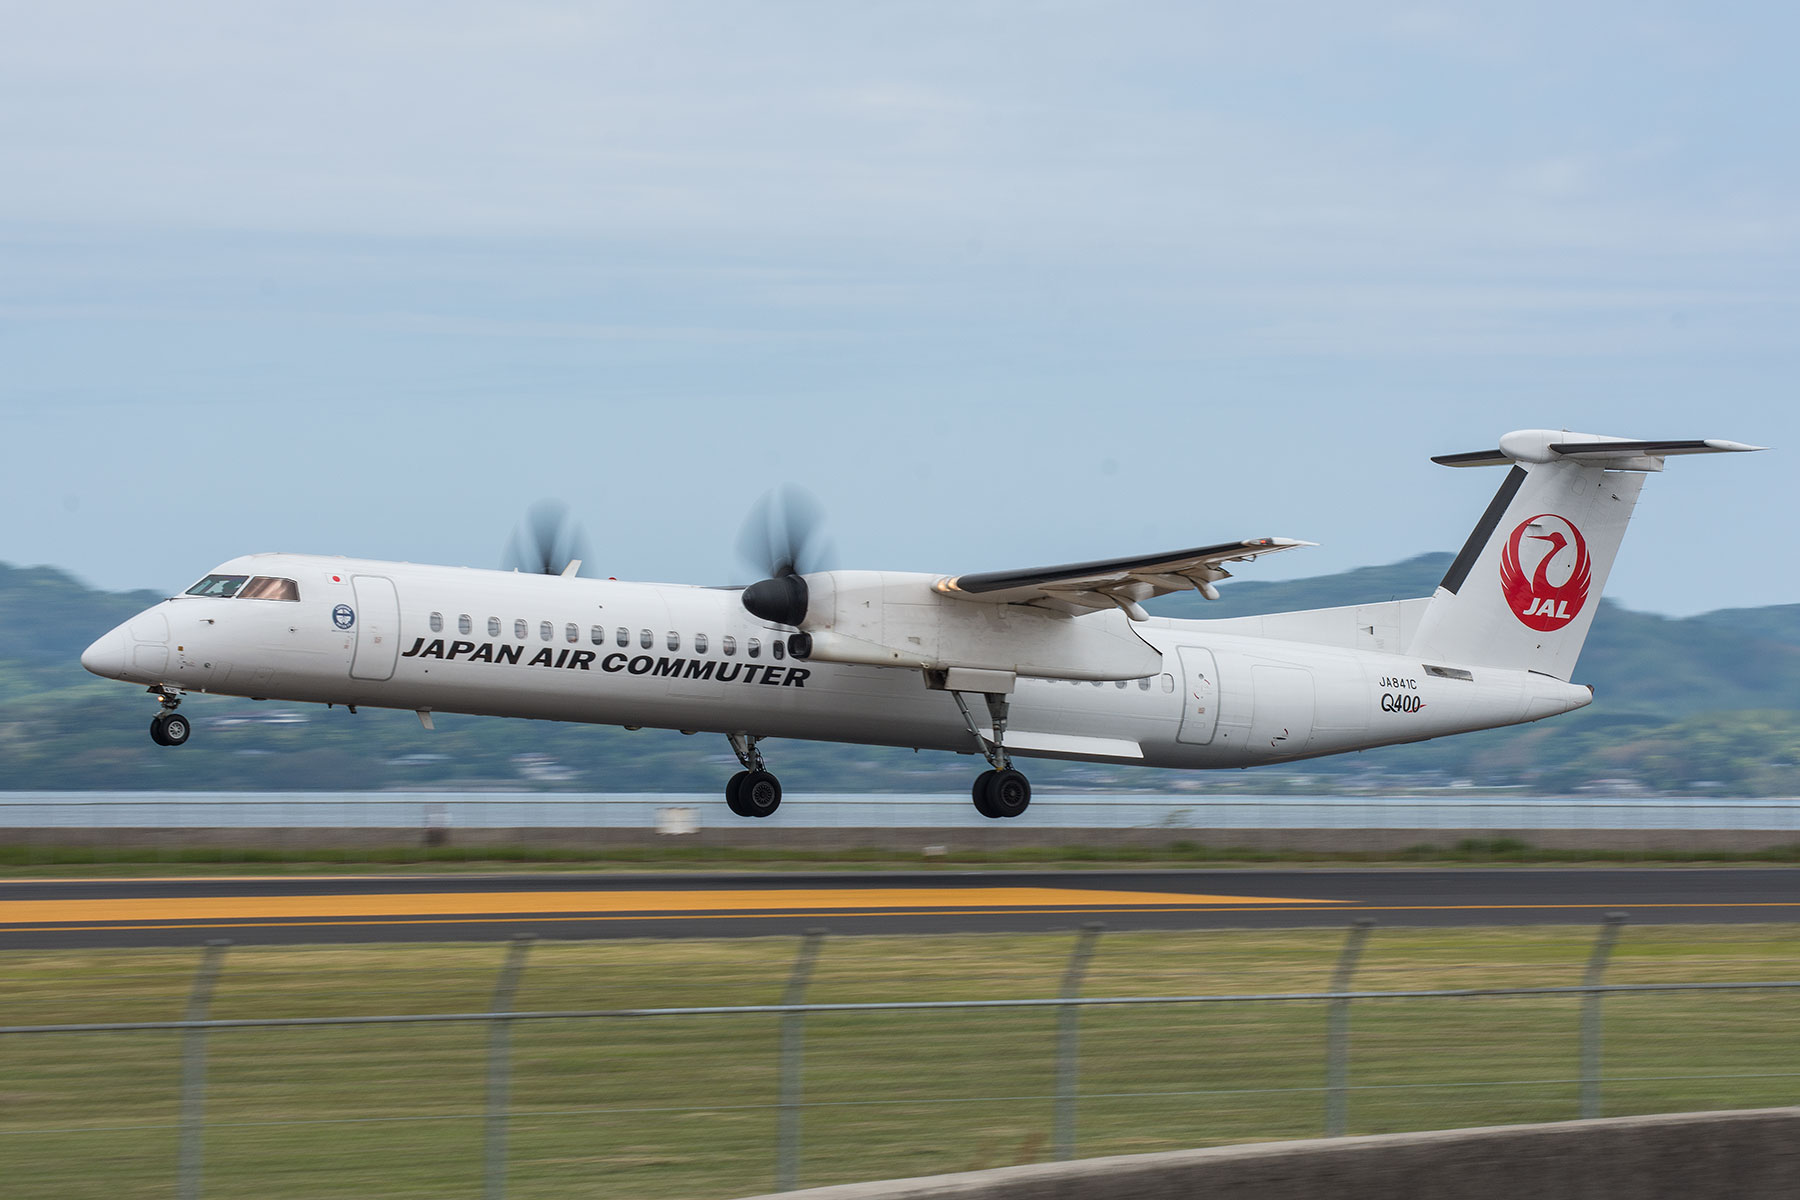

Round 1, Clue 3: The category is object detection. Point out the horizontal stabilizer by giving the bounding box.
[1434,430,1765,472]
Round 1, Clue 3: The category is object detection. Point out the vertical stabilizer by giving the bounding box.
[1407,430,1762,680]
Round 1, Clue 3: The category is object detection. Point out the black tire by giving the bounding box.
[738,769,782,818]
[149,714,169,746]
[725,770,749,817]
[159,712,191,746]
[971,769,1000,818]
[986,768,1030,818]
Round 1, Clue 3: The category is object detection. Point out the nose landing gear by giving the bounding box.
[972,767,1031,819]
[147,686,190,747]
[724,733,782,817]
[150,711,191,746]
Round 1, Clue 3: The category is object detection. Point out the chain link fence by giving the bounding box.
[4,919,1799,1199]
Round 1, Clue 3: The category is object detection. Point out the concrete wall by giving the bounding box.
[3,825,1797,852]
[739,1108,1800,1200]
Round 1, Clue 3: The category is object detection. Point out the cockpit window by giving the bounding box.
[239,577,301,602]
[186,574,249,598]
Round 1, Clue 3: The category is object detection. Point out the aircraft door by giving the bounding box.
[1175,645,1220,745]
[349,575,402,682]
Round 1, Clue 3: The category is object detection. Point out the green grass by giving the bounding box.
[3,926,1798,1199]
[2,838,1798,877]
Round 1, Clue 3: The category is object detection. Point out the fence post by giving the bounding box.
[178,939,229,1200]
[777,928,827,1193]
[1054,923,1104,1161]
[485,934,534,1200]
[1580,913,1627,1120]
[1325,918,1374,1137]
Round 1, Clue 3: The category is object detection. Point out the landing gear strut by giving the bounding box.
[951,691,1031,819]
[724,733,781,818]
[147,686,190,747]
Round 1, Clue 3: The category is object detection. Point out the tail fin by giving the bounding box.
[1407,431,1763,680]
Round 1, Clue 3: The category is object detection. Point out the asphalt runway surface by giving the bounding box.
[1,868,1796,948]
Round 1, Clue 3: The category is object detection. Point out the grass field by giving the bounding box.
[2,836,1799,875]
[3,924,1798,1199]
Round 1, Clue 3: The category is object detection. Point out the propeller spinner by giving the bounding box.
[738,486,831,626]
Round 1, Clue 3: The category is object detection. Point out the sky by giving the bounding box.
[3,2,1796,615]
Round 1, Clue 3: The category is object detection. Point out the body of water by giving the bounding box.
[1,793,1796,831]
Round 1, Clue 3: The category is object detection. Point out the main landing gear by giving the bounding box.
[724,733,782,818]
[950,690,1031,819]
[147,686,190,747]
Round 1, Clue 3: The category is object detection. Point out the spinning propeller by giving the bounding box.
[502,500,592,578]
[738,486,832,626]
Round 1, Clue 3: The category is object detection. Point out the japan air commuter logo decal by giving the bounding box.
[1499,514,1590,631]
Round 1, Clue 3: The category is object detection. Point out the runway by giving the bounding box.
[1,868,1796,948]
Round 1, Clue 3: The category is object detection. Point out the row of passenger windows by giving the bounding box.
[1053,675,1172,691]
[426,612,779,658]
[419,611,1171,684]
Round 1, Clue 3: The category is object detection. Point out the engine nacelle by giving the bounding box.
[785,570,1161,681]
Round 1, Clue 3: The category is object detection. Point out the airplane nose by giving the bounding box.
[81,630,129,679]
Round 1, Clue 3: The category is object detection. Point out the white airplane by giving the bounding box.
[81,430,1760,819]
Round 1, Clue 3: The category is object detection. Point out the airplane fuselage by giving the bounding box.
[83,552,1592,771]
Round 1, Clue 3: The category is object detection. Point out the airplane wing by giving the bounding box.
[933,537,1313,618]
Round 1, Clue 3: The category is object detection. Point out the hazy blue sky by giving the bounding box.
[3,3,1795,614]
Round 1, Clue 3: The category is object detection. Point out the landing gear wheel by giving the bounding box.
[737,769,782,818]
[984,768,1030,818]
[972,769,1000,818]
[150,712,191,747]
[725,770,750,817]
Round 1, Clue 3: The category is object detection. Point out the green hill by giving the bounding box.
[2,558,1797,794]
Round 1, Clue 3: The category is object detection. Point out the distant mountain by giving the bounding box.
[1688,604,1800,649]
[1148,553,1456,621]
[2,558,1796,794]
[0,562,165,668]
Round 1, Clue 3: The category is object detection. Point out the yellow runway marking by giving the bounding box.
[0,886,1339,926]
[7,900,1799,935]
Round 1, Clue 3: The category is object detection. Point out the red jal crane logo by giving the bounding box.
[1499,514,1591,631]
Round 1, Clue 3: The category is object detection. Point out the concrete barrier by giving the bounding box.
[740,1108,1800,1200]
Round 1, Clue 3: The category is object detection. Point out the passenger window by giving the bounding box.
[771,639,785,660]
[694,633,709,654]
[667,631,680,651]
[1138,677,1151,690]
[240,577,301,601]
[722,636,737,656]
[640,629,653,649]
[514,619,528,640]
[1162,674,1175,692]
[566,623,579,643]
[458,614,473,635]
[540,621,553,642]
[430,612,444,633]
[488,617,501,637]
[185,573,249,598]
[1115,679,1127,689]
[591,625,604,645]
[747,637,761,658]
[617,627,630,648]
